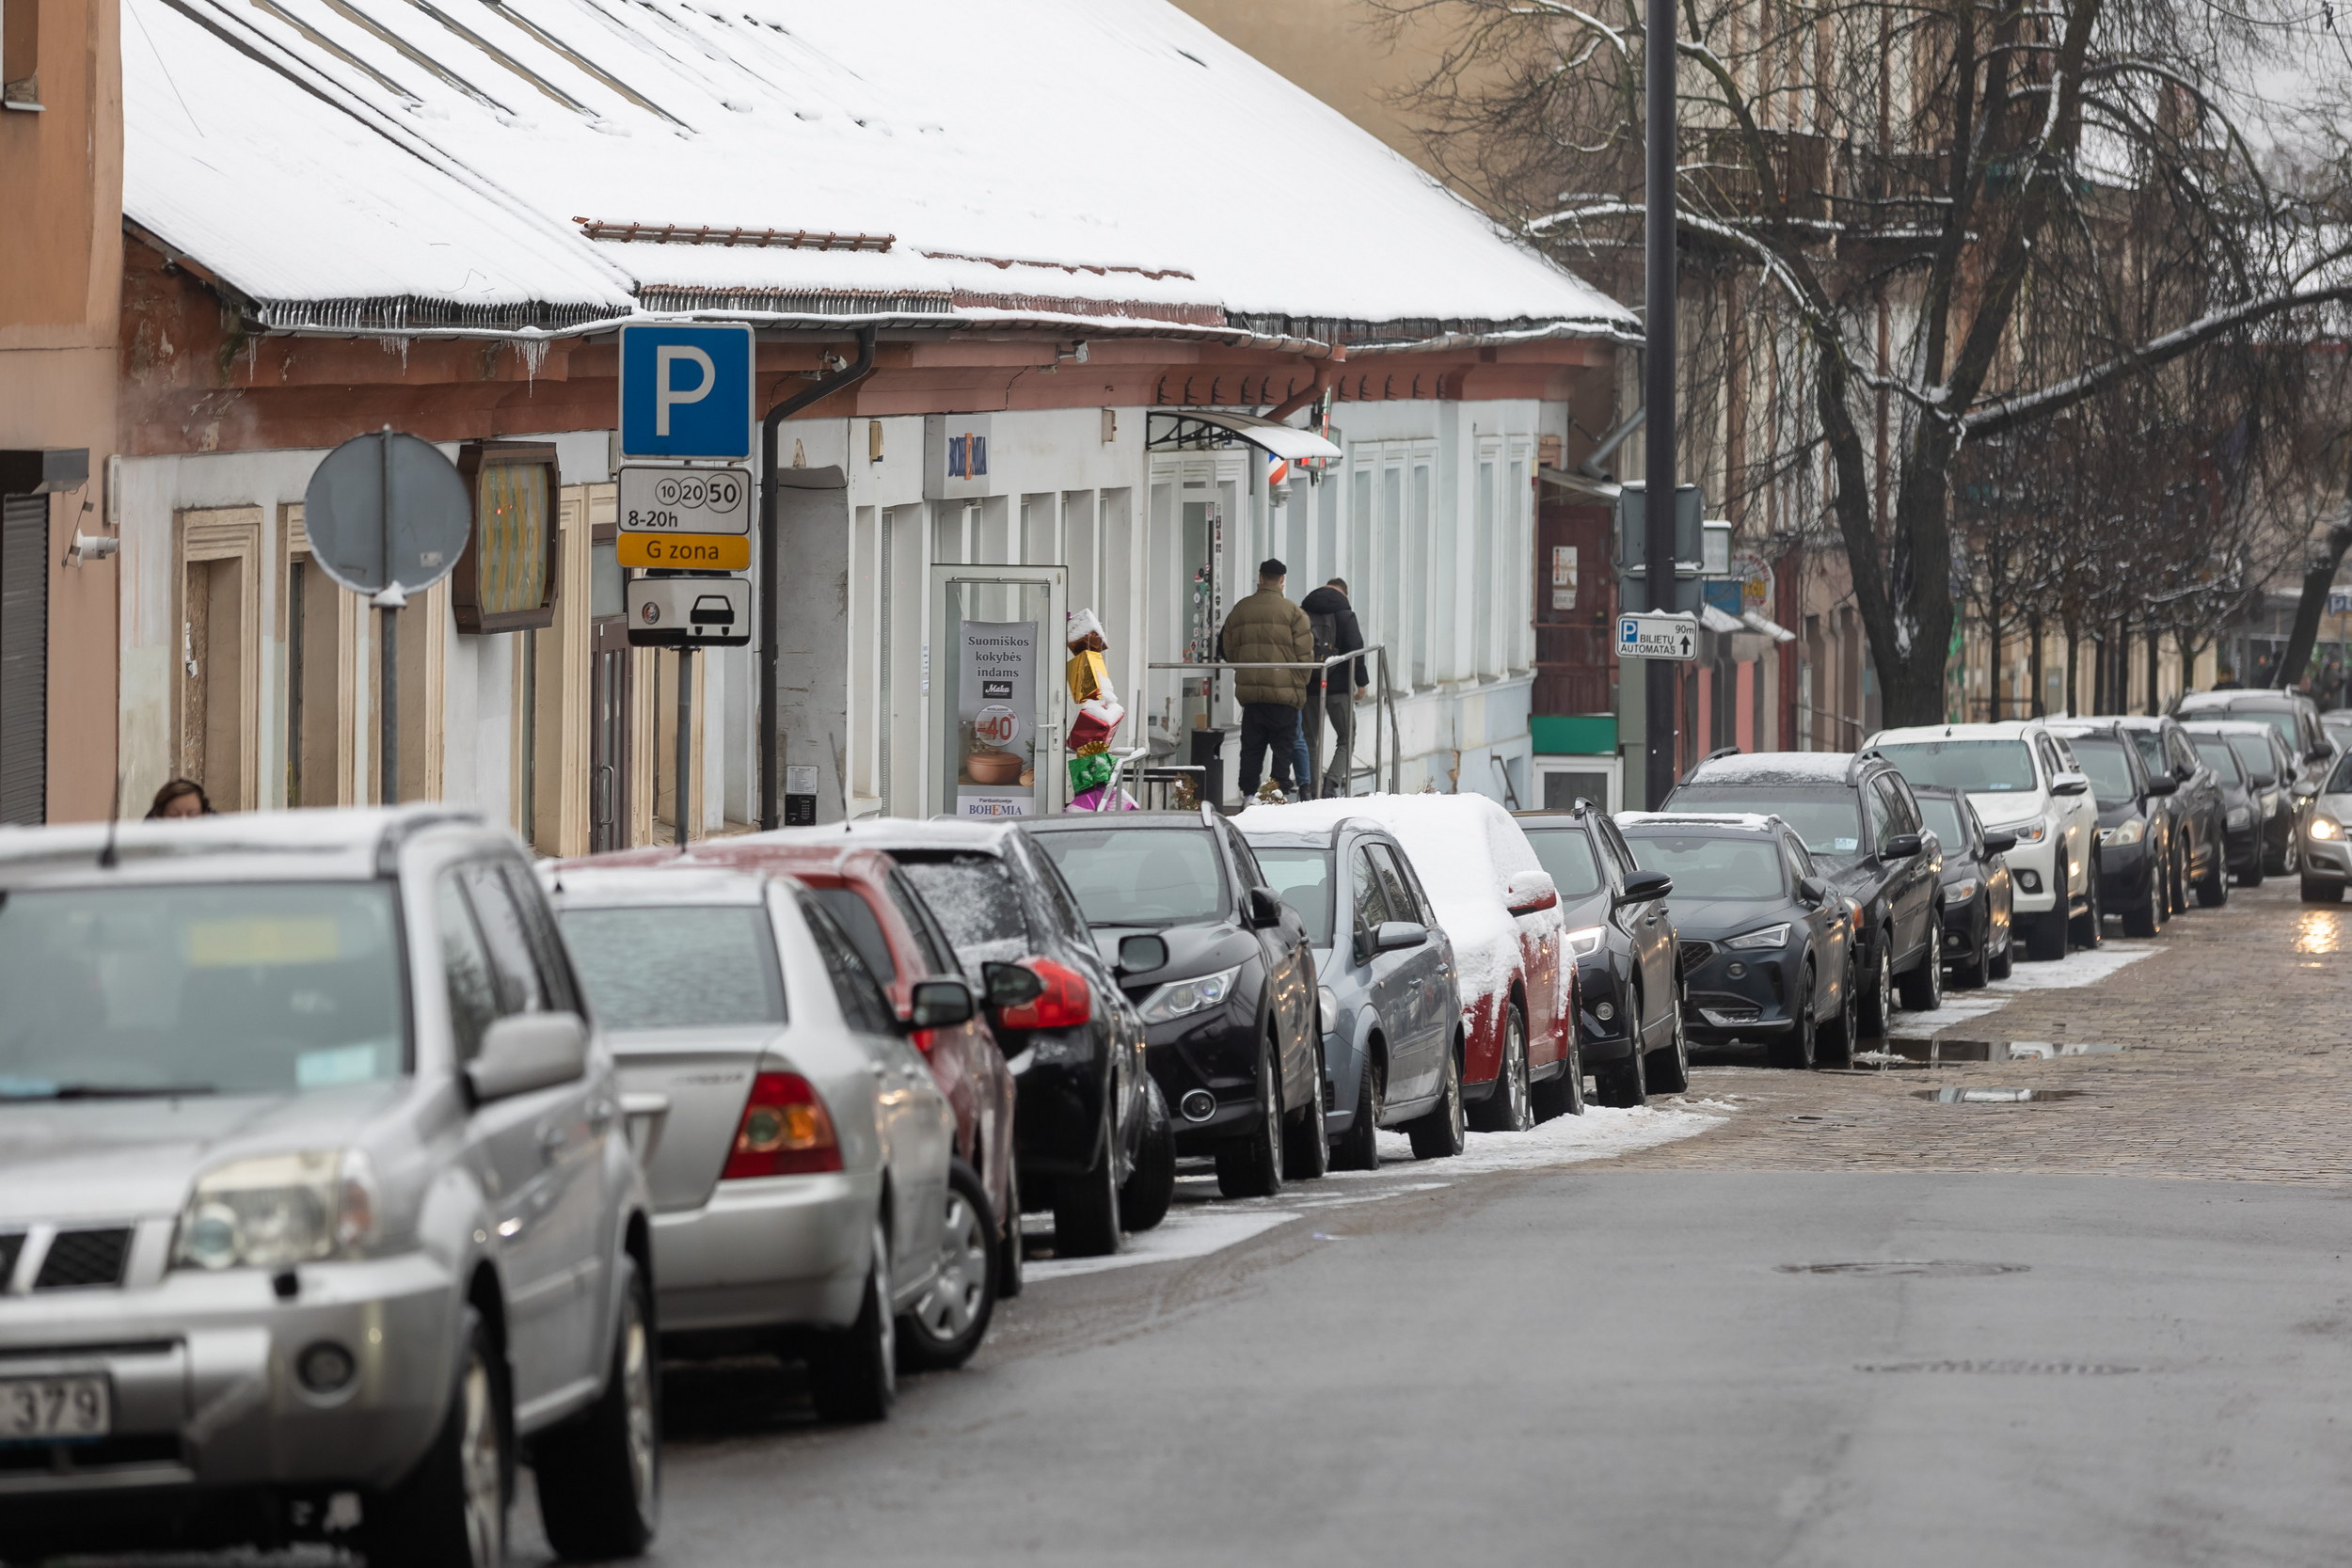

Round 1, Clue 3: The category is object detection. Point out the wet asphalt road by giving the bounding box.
[572,1164,2352,1568]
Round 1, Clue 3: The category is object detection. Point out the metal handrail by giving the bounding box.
[1147,645,1401,797]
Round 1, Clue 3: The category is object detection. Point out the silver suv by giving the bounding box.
[0,808,656,1566]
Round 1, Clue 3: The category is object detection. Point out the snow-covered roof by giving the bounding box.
[123,0,1636,343]
[1681,751,1854,784]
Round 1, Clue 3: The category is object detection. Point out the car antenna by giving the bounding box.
[96,771,123,870]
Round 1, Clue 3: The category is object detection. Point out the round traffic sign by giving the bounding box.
[302,431,472,597]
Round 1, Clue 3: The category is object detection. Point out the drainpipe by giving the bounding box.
[1577,404,1645,481]
[1261,345,1346,424]
[758,325,877,831]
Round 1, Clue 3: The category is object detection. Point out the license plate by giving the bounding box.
[0,1374,111,1442]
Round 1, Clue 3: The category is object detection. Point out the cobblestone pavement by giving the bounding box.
[1620,880,2352,1182]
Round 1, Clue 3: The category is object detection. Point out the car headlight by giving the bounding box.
[2099,818,2144,847]
[1564,926,1607,959]
[1725,923,1789,950]
[1948,878,1979,903]
[1990,818,2047,845]
[2312,816,2342,841]
[2228,807,2250,830]
[174,1151,376,1272]
[1318,985,1340,1036]
[1137,962,1245,1025]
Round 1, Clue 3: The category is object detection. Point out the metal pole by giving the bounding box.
[377,428,398,806]
[675,648,694,847]
[1643,0,1678,808]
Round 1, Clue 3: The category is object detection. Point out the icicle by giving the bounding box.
[516,336,549,385]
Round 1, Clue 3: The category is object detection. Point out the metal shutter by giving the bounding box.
[0,493,47,824]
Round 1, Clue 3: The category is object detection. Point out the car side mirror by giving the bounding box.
[466,1012,588,1104]
[2309,748,2334,766]
[1881,832,1923,860]
[1614,868,1673,906]
[2145,773,2178,797]
[1795,876,1825,906]
[904,977,975,1031]
[1375,920,1428,953]
[1982,831,2018,855]
[982,960,1044,1009]
[1116,933,1169,974]
[1244,885,1283,929]
[1502,869,1558,916]
[2251,773,2278,789]
[2050,771,2090,796]
[2295,781,2322,801]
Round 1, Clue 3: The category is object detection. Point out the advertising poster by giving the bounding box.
[956,619,1039,817]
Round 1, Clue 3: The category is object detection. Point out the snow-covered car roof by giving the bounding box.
[1616,811,1788,834]
[1679,751,1857,785]
[1872,722,2051,745]
[0,805,491,885]
[2179,719,2289,738]
[542,864,775,907]
[746,820,1018,855]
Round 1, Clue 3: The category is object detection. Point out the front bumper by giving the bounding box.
[1678,942,1802,1042]
[2223,821,2262,872]
[1143,1001,1269,1154]
[2301,827,2350,883]
[2095,837,2153,904]
[652,1170,876,1336]
[1991,828,2060,913]
[1571,956,1636,1064]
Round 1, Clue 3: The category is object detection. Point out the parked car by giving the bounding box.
[1514,803,1688,1105]
[2047,721,2177,938]
[2182,727,2267,887]
[1661,749,1941,1033]
[755,821,1168,1257]
[1909,785,2019,981]
[560,837,1022,1355]
[1243,816,1471,1167]
[1614,812,1858,1068]
[2108,715,2231,913]
[2298,747,2352,903]
[2186,720,2305,878]
[2322,709,2352,757]
[0,808,656,1567]
[550,863,964,1424]
[1868,721,2103,960]
[1241,794,1578,1123]
[1025,813,1327,1197]
[2175,689,2338,798]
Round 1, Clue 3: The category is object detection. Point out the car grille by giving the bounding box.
[1678,940,1714,972]
[34,1227,133,1291]
[0,1232,22,1287]
[0,1434,183,1475]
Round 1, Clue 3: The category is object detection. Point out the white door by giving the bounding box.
[928,564,1069,819]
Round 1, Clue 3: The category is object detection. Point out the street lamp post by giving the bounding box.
[1644,0,1679,807]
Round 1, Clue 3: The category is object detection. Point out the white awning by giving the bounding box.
[1700,605,1747,634]
[1740,610,1796,642]
[1147,409,1345,461]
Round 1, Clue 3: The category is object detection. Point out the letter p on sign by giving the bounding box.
[620,324,754,460]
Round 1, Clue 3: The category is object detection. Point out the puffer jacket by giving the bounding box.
[1217,586,1314,707]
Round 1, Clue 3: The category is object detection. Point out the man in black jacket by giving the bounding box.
[1301,578,1369,800]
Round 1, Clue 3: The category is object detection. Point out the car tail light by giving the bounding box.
[722,1072,841,1180]
[994,958,1093,1030]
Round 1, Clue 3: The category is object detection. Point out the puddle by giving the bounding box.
[1780,1260,2027,1277]
[1856,1358,2139,1376]
[1859,1038,2128,1068]
[1912,1086,2086,1103]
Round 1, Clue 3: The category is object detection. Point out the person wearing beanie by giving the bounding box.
[1216,558,1314,800]
[1300,578,1369,799]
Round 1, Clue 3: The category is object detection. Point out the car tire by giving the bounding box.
[1120,1085,1176,1233]
[1405,1039,1466,1161]
[1767,964,1819,1069]
[1281,1038,1331,1180]
[2170,834,2191,915]
[2196,840,2232,906]
[535,1256,660,1561]
[1898,915,1945,1010]
[2123,857,2164,939]
[1859,929,1899,1029]
[1644,993,1691,1094]
[2239,845,2266,888]
[1331,1049,1385,1169]
[2070,861,2104,949]
[1986,921,2014,980]
[2302,877,2344,904]
[1467,1004,1533,1132]
[1591,1019,1648,1107]
[805,1220,898,1422]
[1816,950,1860,1065]
[898,1162,997,1373]
[995,1159,1025,1301]
[1216,1043,1286,1198]
[364,1307,508,1568]
[1950,910,1988,989]
[1055,1104,1126,1255]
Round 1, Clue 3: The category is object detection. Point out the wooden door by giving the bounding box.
[1534,497,1616,717]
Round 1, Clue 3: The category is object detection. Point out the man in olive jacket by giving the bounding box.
[1217,558,1315,800]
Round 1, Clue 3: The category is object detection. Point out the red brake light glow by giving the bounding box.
[994,958,1093,1031]
[722,1071,842,1180]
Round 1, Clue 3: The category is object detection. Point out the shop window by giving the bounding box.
[452,442,559,633]
[3,0,40,109]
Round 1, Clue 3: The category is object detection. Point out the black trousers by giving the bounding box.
[1237,702,1305,798]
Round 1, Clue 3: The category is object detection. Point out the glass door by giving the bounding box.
[930,564,1068,819]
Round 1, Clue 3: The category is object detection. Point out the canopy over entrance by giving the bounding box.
[1147,410,1344,461]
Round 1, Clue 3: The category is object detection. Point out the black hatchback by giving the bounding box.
[2048,721,2178,937]
[1025,813,1327,1201]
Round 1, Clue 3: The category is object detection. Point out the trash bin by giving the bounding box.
[1189,726,1227,811]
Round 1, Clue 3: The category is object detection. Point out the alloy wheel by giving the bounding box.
[619,1289,659,1531]
[457,1349,503,1568]
[913,1191,991,1345]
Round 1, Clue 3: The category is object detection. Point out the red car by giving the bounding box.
[562,841,1020,1367]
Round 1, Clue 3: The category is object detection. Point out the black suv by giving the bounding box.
[1661,750,1944,1037]
[1025,812,1327,1200]
[2109,716,2230,913]
[2049,721,2178,938]
[2175,689,2339,796]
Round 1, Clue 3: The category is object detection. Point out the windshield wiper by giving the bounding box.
[0,1083,218,1101]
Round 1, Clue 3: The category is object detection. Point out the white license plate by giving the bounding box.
[0,1374,111,1442]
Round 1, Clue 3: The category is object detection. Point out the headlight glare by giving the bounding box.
[174,1151,373,1272]
[2100,818,2144,847]
[1725,922,1789,951]
[2311,816,2341,841]
[1564,926,1607,958]
[2228,807,2250,829]
[1138,963,1245,1025]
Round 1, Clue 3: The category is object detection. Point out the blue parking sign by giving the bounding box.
[618,324,755,460]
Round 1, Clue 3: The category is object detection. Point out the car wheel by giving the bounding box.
[1467,1004,1533,1132]
[1859,929,1899,1029]
[806,1220,898,1422]
[2279,827,2299,877]
[1055,1103,1126,1254]
[1331,1049,1385,1169]
[1898,914,1945,1010]
[1768,964,1819,1069]
[1645,992,1692,1094]
[535,1255,660,1559]
[2197,840,2232,906]
[1986,919,2014,980]
[1816,950,1860,1065]
[2302,876,2344,904]
[1216,1042,1286,1198]
[2170,834,2191,915]
[1281,1037,1331,1180]
[1405,1038,1466,1160]
[898,1163,998,1373]
[1120,1085,1176,1232]
[1950,908,1987,989]
[995,1158,1024,1301]
[364,1307,508,1568]
[2069,860,2103,948]
[2123,855,2164,939]
[1592,1017,1648,1107]
[2239,843,2266,887]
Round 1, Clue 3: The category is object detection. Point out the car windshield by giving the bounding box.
[2192,736,2245,784]
[1622,833,1787,898]
[1519,825,1607,900]
[1251,847,1333,944]
[2066,737,2138,805]
[0,881,405,1099]
[1031,829,1226,927]
[2225,734,2276,784]
[2331,751,2352,792]
[560,905,786,1030]
[894,854,1033,969]
[1874,740,2038,793]
[1917,797,1970,850]
[1665,787,1862,859]
[2127,729,2168,778]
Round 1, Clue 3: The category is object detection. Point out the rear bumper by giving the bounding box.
[652,1171,876,1336]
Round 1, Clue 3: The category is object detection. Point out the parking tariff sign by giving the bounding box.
[618,324,755,460]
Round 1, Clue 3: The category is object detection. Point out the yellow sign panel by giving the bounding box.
[617,532,751,571]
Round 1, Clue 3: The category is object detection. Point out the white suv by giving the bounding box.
[1867,722,2104,960]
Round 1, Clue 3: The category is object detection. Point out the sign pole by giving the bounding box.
[675,648,694,847]
[1643,0,1678,808]
[377,428,399,807]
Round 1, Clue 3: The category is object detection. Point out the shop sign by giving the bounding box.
[925,414,995,500]
[955,619,1038,816]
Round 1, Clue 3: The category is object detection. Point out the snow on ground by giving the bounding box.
[1025,1207,1301,1282]
[1895,942,2159,1031]
[1374,1101,1731,1174]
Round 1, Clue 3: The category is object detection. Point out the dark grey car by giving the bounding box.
[2110,716,2230,914]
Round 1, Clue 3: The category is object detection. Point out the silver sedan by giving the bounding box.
[2297,749,2352,902]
